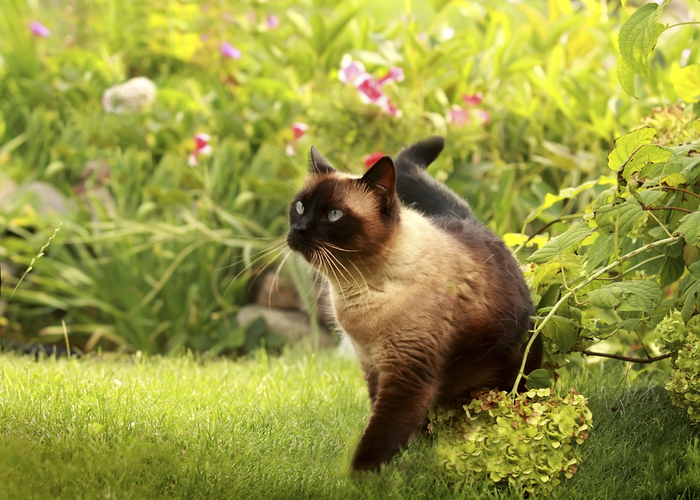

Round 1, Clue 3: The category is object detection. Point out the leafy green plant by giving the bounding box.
[509,124,700,390]
[428,388,592,494]
[617,0,700,100]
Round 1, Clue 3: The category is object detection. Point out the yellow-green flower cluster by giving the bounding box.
[656,311,700,423]
[428,388,592,494]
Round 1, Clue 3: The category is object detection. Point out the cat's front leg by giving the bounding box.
[360,363,379,407]
[351,368,437,472]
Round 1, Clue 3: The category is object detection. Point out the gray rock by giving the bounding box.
[0,175,75,216]
[236,304,336,348]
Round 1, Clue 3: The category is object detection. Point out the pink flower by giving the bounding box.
[447,105,490,127]
[30,21,50,38]
[266,15,280,29]
[461,92,484,106]
[287,122,309,156]
[338,56,403,117]
[291,122,308,140]
[380,101,402,118]
[364,152,385,169]
[188,133,212,166]
[355,75,384,104]
[376,67,405,86]
[220,42,241,59]
[338,55,366,85]
[473,109,491,126]
[447,105,471,126]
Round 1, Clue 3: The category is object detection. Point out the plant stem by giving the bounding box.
[580,350,671,364]
[7,223,62,302]
[510,233,683,394]
[666,21,700,30]
[514,214,584,254]
[660,185,700,201]
[647,206,693,214]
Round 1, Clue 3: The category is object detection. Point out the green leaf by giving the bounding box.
[617,56,637,98]
[541,314,581,354]
[634,188,667,207]
[618,3,667,94]
[525,368,551,389]
[594,200,644,238]
[681,279,700,321]
[588,280,663,313]
[621,144,672,180]
[607,127,656,171]
[525,176,616,223]
[660,172,687,187]
[584,233,615,272]
[676,211,700,246]
[671,63,700,103]
[528,222,592,263]
[659,257,685,289]
[689,259,700,280]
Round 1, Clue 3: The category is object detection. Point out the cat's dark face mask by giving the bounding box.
[286,182,361,265]
[286,146,399,267]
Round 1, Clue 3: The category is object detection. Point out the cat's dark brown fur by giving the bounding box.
[287,137,541,472]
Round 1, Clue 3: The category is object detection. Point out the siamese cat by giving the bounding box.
[286,136,541,473]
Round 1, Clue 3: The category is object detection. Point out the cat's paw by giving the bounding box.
[350,454,385,475]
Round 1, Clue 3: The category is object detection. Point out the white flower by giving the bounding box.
[102,77,157,114]
[441,26,455,41]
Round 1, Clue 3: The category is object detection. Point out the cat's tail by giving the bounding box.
[393,136,475,220]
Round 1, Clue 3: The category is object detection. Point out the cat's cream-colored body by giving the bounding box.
[324,207,492,386]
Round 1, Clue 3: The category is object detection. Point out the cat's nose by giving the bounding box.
[291,219,309,232]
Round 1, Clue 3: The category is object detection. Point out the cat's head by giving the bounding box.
[287,146,400,269]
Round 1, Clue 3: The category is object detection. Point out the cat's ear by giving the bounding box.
[360,156,396,209]
[308,146,337,175]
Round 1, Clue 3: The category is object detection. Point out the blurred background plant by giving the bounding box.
[1,0,698,355]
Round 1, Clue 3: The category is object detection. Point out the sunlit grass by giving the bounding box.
[1,350,698,499]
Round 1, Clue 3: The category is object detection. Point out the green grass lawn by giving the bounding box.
[1,349,699,499]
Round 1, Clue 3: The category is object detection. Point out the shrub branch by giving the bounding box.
[580,350,672,364]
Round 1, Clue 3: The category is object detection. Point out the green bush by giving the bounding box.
[1,0,698,354]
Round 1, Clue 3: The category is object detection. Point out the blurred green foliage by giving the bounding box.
[0,0,698,354]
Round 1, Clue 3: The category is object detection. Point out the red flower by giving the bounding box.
[338,56,403,117]
[461,92,484,106]
[376,67,405,86]
[286,122,309,156]
[355,75,384,103]
[363,152,385,169]
[291,122,308,140]
[188,133,212,166]
[447,105,471,126]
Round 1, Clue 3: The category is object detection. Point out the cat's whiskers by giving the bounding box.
[317,246,349,305]
[324,242,359,253]
[322,246,371,312]
[216,237,286,272]
[345,259,372,311]
[268,247,294,307]
[222,237,288,296]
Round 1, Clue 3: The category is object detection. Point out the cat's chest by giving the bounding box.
[329,285,391,344]
[328,277,458,346]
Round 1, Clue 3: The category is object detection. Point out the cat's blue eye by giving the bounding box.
[295,201,304,215]
[328,209,343,222]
